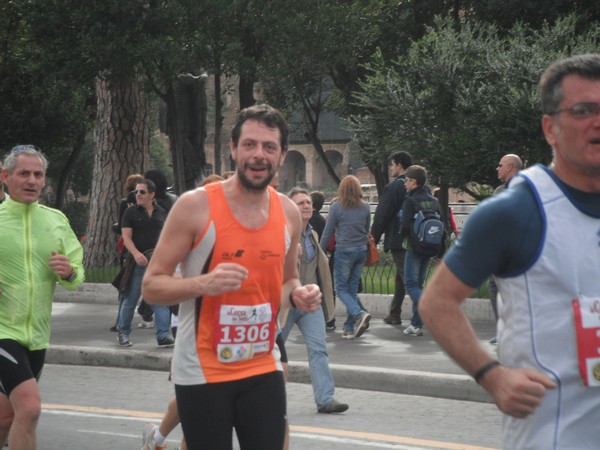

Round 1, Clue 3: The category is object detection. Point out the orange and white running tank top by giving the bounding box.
[171,183,289,385]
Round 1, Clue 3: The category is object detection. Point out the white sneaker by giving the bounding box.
[403,324,423,336]
[141,423,166,450]
[138,320,154,329]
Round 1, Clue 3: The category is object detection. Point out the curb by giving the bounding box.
[46,345,492,404]
[51,283,495,404]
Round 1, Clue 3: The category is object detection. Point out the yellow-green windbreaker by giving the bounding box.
[0,199,84,350]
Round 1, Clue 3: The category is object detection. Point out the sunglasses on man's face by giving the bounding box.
[135,189,148,195]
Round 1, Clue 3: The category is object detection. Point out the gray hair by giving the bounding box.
[287,186,310,199]
[3,146,49,173]
[540,54,600,115]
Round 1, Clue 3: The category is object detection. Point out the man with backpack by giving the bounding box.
[399,165,444,337]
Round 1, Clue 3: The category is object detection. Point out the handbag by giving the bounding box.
[365,233,379,266]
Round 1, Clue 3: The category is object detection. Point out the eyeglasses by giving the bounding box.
[11,144,40,153]
[135,189,147,195]
[550,102,600,119]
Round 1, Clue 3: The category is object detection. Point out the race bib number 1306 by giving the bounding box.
[214,303,274,363]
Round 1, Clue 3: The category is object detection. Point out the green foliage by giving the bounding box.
[62,201,89,240]
[348,14,600,197]
[0,2,94,155]
[149,132,174,186]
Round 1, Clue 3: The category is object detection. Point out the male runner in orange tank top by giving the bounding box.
[143,104,322,450]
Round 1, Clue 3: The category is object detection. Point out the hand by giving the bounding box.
[49,251,74,279]
[134,252,149,266]
[291,284,322,312]
[198,263,248,296]
[482,366,556,418]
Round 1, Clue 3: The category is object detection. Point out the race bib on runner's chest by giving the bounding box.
[572,296,600,387]
[214,303,275,363]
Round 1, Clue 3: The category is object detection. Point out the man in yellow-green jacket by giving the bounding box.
[0,145,84,449]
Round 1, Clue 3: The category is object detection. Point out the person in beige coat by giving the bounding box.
[280,187,349,414]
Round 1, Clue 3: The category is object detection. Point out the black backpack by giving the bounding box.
[408,196,445,257]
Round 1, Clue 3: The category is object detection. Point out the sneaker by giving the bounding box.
[157,336,175,348]
[403,324,423,336]
[354,312,371,338]
[383,315,402,325]
[325,320,336,332]
[118,333,133,347]
[141,423,166,450]
[317,399,350,414]
[138,320,154,329]
[489,336,498,345]
[342,330,354,339]
[110,324,119,332]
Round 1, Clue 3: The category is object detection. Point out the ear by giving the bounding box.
[279,150,287,166]
[230,138,238,162]
[542,114,557,148]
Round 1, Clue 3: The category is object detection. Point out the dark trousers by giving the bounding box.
[389,249,406,317]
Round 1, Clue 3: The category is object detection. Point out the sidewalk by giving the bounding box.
[49,283,498,403]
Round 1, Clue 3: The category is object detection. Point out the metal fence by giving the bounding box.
[82,250,399,294]
[82,247,487,298]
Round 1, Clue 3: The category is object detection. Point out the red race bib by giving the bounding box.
[572,296,600,387]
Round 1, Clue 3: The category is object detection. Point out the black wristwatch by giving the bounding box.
[63,270,77,282]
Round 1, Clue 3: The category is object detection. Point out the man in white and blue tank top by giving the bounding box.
[420,54,600,449]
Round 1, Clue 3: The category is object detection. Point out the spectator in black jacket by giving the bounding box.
[370,151,413,325]
[137,169,178,326]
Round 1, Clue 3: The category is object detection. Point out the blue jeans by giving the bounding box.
[117,264,171,341]
[281,308,335,408]
[334,246,367,332]
[404,250,431,328]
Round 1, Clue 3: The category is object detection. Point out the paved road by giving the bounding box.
[38,364,503,450]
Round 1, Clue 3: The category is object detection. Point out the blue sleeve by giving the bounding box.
[443,183,542,288]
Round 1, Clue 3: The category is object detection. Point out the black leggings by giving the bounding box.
[176,371,286,450]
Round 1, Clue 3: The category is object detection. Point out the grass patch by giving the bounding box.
[84,265,120,283]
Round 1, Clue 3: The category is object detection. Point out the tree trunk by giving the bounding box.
[54,127,86,210]
[239,75,255,109]
[84,76,150,269]
[166,75,208,193]
[213,72,224,175]
[301,101,341,185]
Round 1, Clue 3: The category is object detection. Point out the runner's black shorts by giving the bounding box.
[0,339,46,396]
[176,371,286,449]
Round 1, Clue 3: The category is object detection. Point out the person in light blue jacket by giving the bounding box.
[320,175,371,339]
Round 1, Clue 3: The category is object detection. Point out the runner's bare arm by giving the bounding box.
[142,188,248,305]
[419,262,555,417]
